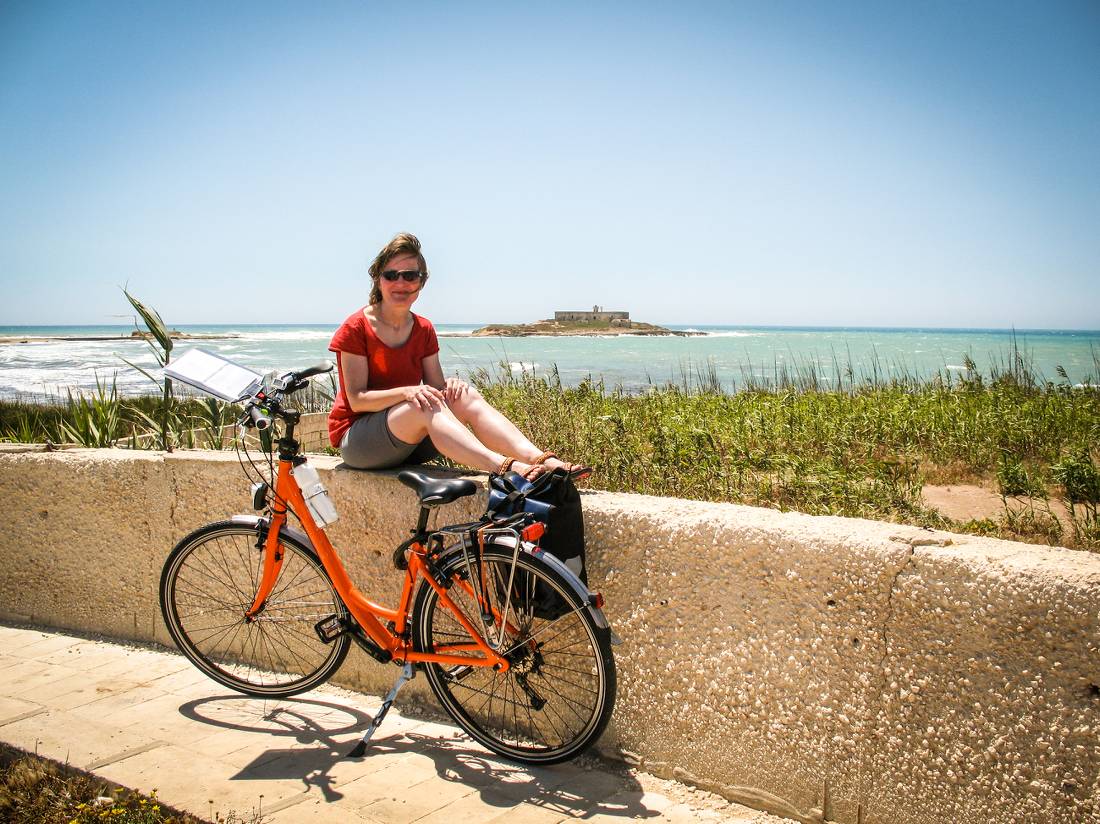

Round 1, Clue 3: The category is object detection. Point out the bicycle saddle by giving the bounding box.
[397,470,478,507]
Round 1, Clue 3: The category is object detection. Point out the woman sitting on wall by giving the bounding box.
[328,232,590,480]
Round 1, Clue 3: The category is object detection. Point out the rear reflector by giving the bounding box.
[521,522,546,542]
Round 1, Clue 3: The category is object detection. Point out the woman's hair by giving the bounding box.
[367,232,429,305]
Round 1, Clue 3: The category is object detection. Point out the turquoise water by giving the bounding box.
[1,323,1097,400]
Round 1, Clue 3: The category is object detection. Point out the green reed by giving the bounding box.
[0,375,334,450]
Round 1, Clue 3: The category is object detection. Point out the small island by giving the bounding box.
[472,308,703,337]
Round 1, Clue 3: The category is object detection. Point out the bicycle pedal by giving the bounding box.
[443,665,474,683]
[314,614,348,644]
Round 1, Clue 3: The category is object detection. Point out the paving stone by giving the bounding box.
[13,669,104,703]
[113,693,226,745]
[542,767,635,817]
[266,794,383,823]
[566,794,667,823]
[81,653,176,681]
[284,753,464,809]
[0,695,40,725]
[96,655,194,683]
[32,642,123,669]
[46,678,152,711]
[0,625,34,643]
[8,633,86,658]
[482,801,572,824]
[0,708,162,770]
[412,731,575,792]
[357,771,478,823]
[180,728,274,762]
[412,786,532,824]
[0,653,22,670]
[95,743,305,820]
[585,786,678,819]
[63,683,169,720]
[142,665,219,695]
[1,660,78,696]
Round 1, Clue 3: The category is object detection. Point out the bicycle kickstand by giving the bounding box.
[346,663,416,758]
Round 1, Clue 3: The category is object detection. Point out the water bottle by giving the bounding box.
[290,462,339,528]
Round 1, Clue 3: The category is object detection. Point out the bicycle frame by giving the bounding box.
[246,448,512,673]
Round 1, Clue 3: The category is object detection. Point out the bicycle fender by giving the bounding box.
[229,514,316,555]
[527,544,611,630]
[447,536,611,631]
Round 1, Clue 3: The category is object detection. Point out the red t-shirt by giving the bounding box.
[327,310,440,447]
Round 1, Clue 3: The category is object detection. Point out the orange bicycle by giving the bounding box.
[159,361,616,764]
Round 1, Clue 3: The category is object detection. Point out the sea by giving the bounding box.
[1,323,1097,401]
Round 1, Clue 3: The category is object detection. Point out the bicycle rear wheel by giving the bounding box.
[160,520,350,697]
[412,543,615,764]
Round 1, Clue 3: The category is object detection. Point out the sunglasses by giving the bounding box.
[380,269,426,283]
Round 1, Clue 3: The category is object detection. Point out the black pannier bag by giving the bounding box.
[487,468,587,584]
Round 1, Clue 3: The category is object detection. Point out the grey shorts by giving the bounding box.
[339,410,439,470]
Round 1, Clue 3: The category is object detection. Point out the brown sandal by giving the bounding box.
[498,457,545,481]
[563,463,594,481]
[533,450,593,480]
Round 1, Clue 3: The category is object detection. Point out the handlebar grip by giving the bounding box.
[249,405,272,431]
[293,361,334,381]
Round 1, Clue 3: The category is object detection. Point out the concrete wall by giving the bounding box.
[2,446,1098,823]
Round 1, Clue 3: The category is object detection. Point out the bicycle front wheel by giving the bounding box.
[160,520,350,697]
[412,543,616,764]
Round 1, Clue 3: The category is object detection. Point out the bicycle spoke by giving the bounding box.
[163,525,348,696]
[414,546,613,762]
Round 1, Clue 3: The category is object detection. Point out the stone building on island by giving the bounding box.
[554,306,631,327]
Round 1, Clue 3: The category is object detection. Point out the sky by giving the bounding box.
[1,1,1098,329]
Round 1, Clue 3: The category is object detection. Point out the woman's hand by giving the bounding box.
[443,377,471,406]
[402,384,446,411]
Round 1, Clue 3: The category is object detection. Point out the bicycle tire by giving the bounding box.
[160,520,350,697]
[412,542,616,764]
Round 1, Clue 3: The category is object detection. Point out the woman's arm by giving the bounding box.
[422,353,471,405]
[340,352,444,412]
[422,354,445,390]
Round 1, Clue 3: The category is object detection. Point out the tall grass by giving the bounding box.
[471,352,1100,549]
[55,373,125,448]
[0,377,334,449]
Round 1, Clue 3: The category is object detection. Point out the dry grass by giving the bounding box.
[0,743,260,824]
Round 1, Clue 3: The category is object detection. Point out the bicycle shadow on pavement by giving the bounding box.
[178,694,371,803]
[177,694,656,818]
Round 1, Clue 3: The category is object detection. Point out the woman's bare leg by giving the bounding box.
[447,387,579,471]
[445,387,541,460]
[386,400,542,476]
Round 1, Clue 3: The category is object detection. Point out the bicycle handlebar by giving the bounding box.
[237,361,334,430]
[289,361,334,382]
[248,405,273,431]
